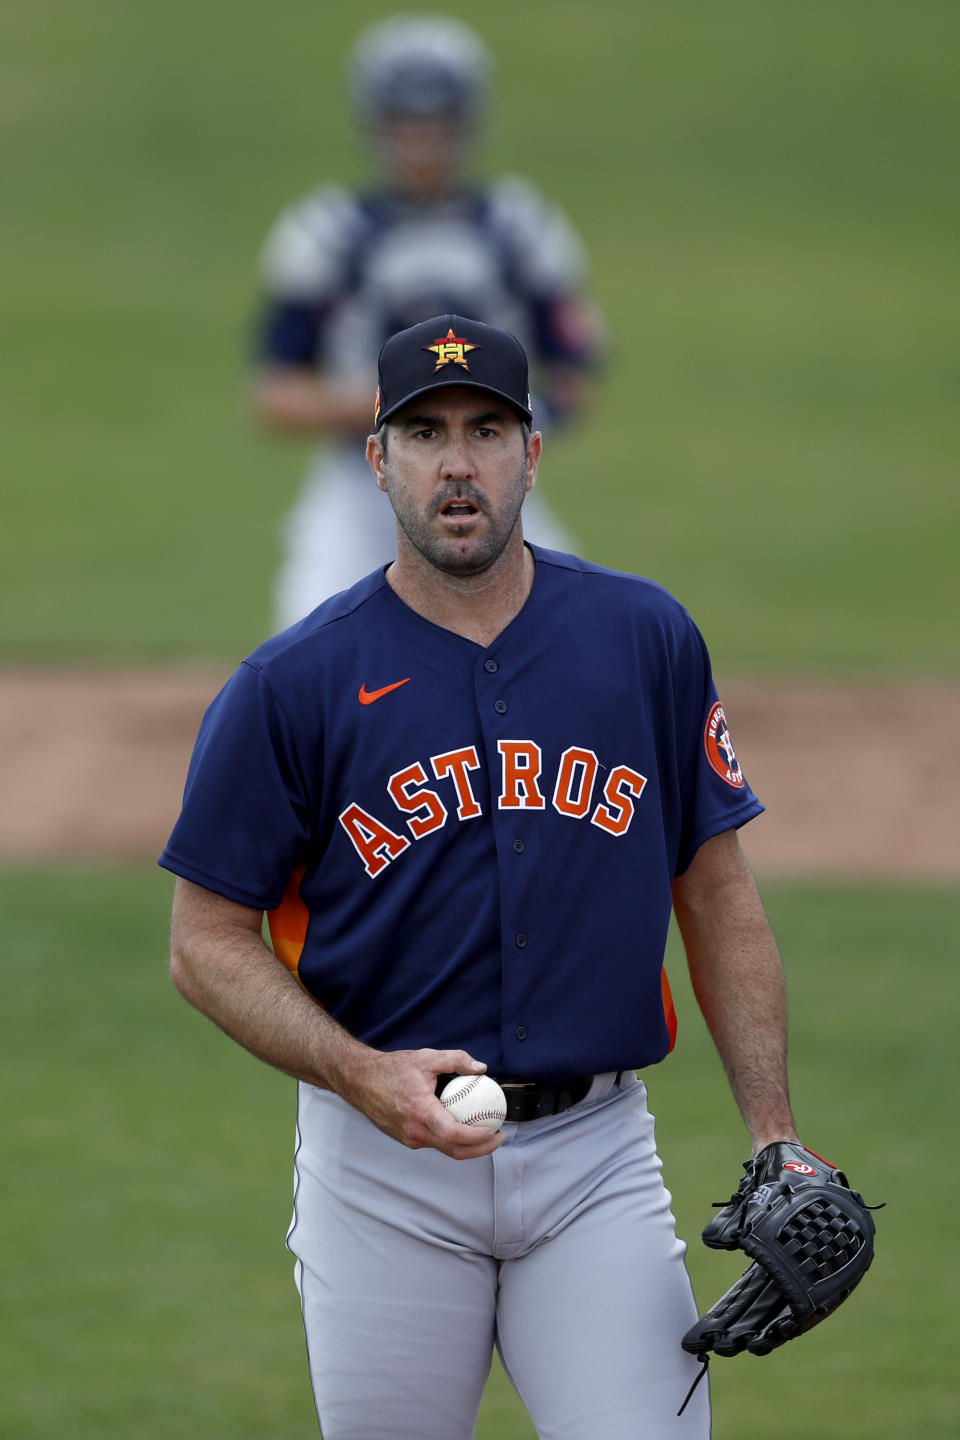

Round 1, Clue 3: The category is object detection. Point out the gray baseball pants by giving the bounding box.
[287,1071,711,1439]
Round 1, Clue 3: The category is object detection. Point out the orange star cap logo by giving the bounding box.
[424,328,478,372]
[373,385,381,424]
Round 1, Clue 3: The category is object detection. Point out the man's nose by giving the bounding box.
[439,434,476,479]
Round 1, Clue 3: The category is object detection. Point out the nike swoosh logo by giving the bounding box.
[358,678,411,706]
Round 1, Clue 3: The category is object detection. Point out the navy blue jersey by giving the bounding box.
[159,549,762,1083]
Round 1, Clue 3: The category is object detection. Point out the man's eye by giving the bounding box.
[475,427,496,439]
[415,428,438,440]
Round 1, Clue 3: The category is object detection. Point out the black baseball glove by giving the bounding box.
[682,1141,878,1359]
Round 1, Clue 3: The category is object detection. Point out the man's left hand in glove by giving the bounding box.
[682,1141,879,1359]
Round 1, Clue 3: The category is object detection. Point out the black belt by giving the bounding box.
[436,1073,621,1123]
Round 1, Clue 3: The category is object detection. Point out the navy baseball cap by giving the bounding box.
[374,313,533,429]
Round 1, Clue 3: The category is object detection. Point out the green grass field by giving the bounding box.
[2,4,957,1436]
[2,0,958,671]
[1,869,956,1438]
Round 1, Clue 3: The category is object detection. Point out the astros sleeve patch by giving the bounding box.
[703,700,745,789]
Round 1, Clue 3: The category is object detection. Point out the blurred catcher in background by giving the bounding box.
[252,13,605,628]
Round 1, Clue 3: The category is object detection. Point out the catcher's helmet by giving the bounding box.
[349,15,492,127]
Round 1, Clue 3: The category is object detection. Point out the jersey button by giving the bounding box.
[484,658,499,673]
[513,838,525,853]
[494,699,508,714]
[515,933,527,949]
[515,1025,528,1041]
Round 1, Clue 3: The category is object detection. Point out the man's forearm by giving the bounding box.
[252,369,374,434]
[672,831,799,1153]
[170,877,369,1092]
[168,878,501,1160]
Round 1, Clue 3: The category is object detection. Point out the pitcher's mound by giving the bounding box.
[1,668,956,881]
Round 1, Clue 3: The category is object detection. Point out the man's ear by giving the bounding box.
[524,430,542,493]
[367,433,387,492]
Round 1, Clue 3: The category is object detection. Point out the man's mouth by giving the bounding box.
[439,499,480,518]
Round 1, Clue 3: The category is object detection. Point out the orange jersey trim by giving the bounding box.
[266,865,322,1001]
[661,967,678,1052]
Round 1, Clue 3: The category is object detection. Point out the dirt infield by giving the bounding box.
[2,667,957,881]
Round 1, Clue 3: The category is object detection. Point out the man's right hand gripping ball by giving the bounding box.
[682,1142,878,1358]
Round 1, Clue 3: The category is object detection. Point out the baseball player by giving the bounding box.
[161,316,871,1438]
[253,14,603,628]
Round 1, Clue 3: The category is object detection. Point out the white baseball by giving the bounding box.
[439,1074,507,1131]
